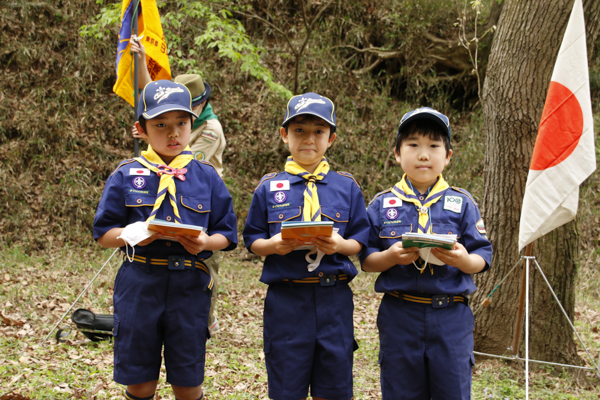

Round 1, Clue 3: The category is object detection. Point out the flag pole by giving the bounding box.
[525,252,531,399]
[133,5,140,157]
[511,242,533,355]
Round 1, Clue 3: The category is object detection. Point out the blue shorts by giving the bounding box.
[377,293,475,400]
[112,258,212,387]
[263,281,356,400]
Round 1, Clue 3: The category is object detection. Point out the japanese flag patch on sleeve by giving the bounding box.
[270,180,290,191]
[383,197,402,208]
[129,168,150,176]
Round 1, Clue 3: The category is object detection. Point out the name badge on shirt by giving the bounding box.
[444,196,463,213]
[270,180,290,191]
[129,168,150,176]
[383,197,402,208]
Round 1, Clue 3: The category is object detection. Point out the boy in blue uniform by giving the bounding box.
[243,93,370,400]
[93,80,237,400]
[360,107,492,400]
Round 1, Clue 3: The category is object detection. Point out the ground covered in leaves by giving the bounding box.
[1,245,599,399]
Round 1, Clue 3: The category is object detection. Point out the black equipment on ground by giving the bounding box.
[71,308,114,342]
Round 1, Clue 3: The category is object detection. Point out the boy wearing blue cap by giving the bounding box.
[360,107,492,400]
[243,93,370,400]
[93,80,237,400]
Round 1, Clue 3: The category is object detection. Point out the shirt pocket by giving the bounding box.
[125,193,155,208]
[321,205,350,237]
[124,193,154,222]
[431,223,461,239]
[180,195,211,229]
[267,206,302,237]
[380,224,412,249]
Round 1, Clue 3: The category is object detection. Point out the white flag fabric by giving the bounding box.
[518,0,596,251]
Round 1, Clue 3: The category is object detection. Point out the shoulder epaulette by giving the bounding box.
[194,159,224,181]
[335,171,361,188]
[255,172,279,191]
[110,159,137,176]
[451,186,479,206]
[367,188,393,207]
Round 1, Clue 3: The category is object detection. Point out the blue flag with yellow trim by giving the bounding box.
[114,0,171,106]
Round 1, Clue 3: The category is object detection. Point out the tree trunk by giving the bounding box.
[475,0,600,364]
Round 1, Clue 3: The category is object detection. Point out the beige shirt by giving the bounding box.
[188,118,226,177]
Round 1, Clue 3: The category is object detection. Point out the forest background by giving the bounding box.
[1,0,600,399]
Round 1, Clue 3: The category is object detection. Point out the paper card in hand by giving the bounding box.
[281,221,334,243]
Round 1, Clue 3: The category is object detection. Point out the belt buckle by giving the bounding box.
[168,255,185,270]
[320,274,336,287]
[432,294,449,308]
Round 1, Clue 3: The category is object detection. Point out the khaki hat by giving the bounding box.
[174,74,211,107]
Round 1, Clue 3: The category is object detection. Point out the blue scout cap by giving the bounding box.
[397,107,451,140]
[137,80,199,120]
[282,92,337,133]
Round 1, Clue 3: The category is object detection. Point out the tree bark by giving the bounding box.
[476,0,600,364]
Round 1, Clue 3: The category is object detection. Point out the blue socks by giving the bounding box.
[124,391,154,400]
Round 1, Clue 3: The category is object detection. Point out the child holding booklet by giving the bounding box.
[93,80,237,400]
[243,93,370,400]
[360,107,492,400]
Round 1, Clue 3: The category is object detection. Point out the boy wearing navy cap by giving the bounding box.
[360,107,492,400]
[243,93,370,400]
[93,80,237,400]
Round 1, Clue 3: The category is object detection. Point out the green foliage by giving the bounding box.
[80,0,292,99]
[78,2,121,40]
[194,8,292,100]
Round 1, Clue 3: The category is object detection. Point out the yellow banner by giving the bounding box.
[113,0,171,107]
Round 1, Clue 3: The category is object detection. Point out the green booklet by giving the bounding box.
[401,232,457,250]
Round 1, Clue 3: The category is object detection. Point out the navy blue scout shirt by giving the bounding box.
[243,171,370,284]
[93,159,237,257]
[360,187,492,295]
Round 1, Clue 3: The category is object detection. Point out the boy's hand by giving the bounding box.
[268,233,305,255]
[387,242,420,265]
[136,232,163,247]
[176,231,209,255]
[311,232,346,255]
[431,242,486,274]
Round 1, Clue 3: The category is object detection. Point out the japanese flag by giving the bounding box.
[518,0,596,251]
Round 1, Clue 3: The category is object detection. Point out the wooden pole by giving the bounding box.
[511,242,533,355]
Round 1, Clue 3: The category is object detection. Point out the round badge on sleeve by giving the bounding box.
[274,191,287,204]
[386,208,398,220]
[132,176,146,189]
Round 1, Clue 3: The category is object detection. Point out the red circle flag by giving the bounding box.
[531,81,584,170]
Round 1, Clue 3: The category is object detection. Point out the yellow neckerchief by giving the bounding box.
[391,174,449,273]
[136,145,193,224]
[284,156,329,221]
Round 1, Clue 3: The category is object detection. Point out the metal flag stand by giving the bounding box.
[41,248,119,345]
[473,245,600,399]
